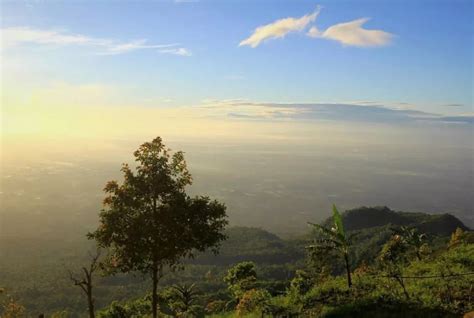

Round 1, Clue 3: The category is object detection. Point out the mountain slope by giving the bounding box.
[323,206,469,236]
[194,227,304,265]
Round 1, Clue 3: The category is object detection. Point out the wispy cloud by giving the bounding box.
[158,47,192,56]
[442,103,464,107]
[239,6,321,48]
[239,6,392,48]
[307,18,393,47]
[1,27,189,55]
[98,40,179,55]
[2,27,97,48]
[199,100,473,124]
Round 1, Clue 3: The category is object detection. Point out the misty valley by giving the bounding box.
[1,134,473,317]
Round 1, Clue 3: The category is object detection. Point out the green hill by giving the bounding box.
[197,208,469,267]
[323,206,469,236]
[3,207,471,317]
[92,208,473,318]
[193,227,305,265]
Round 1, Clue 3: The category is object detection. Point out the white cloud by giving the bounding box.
[239,6,393,48]
[158,47,192,56]
[1,26,189,55]
[98,40,179,55]
[1,27,99,48]
[239,6,321,48]
[308,18,393,47]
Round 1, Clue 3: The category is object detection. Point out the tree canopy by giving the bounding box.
[88,137,228,317]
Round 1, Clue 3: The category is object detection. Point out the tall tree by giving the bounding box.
[67,249,101,318]
[88,137,227,318]
[308,205,352,288]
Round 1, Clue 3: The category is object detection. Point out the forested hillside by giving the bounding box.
[1,207,472,317]
[325,206,469,235]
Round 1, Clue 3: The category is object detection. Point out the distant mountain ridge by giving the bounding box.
[194,207,469,266]
[323,206,469,236]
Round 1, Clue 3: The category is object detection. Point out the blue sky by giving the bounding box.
[2,0,473,117]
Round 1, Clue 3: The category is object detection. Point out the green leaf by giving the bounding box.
[332,204,345,239]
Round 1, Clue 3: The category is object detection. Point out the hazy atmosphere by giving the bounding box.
[1,1,473,317]
[2,120,473,238]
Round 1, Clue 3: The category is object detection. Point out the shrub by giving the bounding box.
[236,289,271,316]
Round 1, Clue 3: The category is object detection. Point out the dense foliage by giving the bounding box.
[3,208,472,317]
[88,227,474,318]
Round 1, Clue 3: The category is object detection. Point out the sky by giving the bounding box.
[1,0,473,234]
[1,0,473,136]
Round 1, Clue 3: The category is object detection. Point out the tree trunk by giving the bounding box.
[87,284,95,318]
[344,252,352,288]
[152,265,159,318]
[85,269,95,318]
[395,275,410,300]
[152,198,159,318]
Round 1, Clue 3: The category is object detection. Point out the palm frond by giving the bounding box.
[332,204,345,239]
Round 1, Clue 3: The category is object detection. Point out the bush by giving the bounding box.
[205,300,227,315]
[236,289,271,315]
[97,298,151,318]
